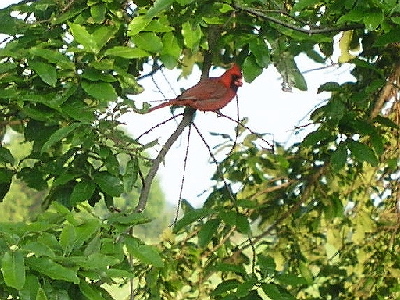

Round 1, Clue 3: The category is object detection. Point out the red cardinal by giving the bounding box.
[148,64,242,112]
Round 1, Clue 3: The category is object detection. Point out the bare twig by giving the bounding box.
[370,64,400,120]
[137,62,165,81]
[216,111,274,149]
[135,113,183,141]
[173,125,193,224]
[135,107,196,212]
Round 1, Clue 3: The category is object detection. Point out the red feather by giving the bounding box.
[148,64,242,112]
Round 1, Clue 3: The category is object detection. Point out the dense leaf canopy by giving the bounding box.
[0,0,399,299]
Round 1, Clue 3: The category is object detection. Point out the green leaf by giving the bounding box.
[0,10,23,35]
[128,16,152,36]
[125,238,164,267]
[69,23,99,53]
[36,288,48,300]
[18,274,40,300]
[370,133,384,156]
[123,158,138,192]
[198,219,220,248]
[51,6,85,24]
[82,68,116,82]
[41,123,81,152]
[131,32,163,53]
[210,263,246,276]
[243,55,263,83]
[173,208,212,233]
[146,17,173,32]
[81,81,117,102]
[70,181,96,205]
[22,242,56,258]
[317,82,340,93]
[258,254,276,276]
[363,9,384,30]
[29,60,57,87]
[235,213,250,234]
[0,147,14,165]
[276,274,307,286]
[59,224,76,254]
[146,0,174,18]
[292,0,320,11]
[29,48,75,69]
[337,8,365,24]
[181,22,202,49]
[292,66,307,91]
[305,49,325,63]
[249,39,270,68]
[62,99,95,123]
[1,251,26,290]
[219,210,237,227]
[26,257,80,283]
[211,279,240,296]
[92,26,118,51]
[107,213,151,226]
[75,220,101,249]
[80,280,108,300]
[330,143,347,172]
[274,52,307,91]
[160,32,181,68]
[302,129,332,147]
[262,283,295,300]
[374,30,400,46]
[236,279,257,298]
[348,140,378,166]
[105,46,149,58]
[90,4,106,23]
[93,171,123,197]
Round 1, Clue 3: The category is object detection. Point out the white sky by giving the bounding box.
[1,0,354,207]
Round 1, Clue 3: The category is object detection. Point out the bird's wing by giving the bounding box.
[177,78,227,101]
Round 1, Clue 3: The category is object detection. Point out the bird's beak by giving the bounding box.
[236,78,243,87]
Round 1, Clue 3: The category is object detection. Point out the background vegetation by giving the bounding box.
[0,0,399,299]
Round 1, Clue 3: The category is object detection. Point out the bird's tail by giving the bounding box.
[148,101,173,112]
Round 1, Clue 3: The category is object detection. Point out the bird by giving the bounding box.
[148,64,242,112]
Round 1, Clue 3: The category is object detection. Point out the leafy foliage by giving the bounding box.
[0,0,399,299]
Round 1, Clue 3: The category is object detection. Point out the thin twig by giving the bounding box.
[137,63,165,81]
[173,124,193,224]
[370,64,400,120]
[192,123,238,208]
[216,111,274,149]
[135,113,183,141]
[135,108,196,212]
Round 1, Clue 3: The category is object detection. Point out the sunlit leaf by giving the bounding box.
[146,0,174,18]
[181,22,202,49]
[81,81,117,102]
[131,32,163,53]
[26,257,80,283]
[29,60,57,87]
[69,23,99,53]
[1,251,25,289]
[105,46,149,58]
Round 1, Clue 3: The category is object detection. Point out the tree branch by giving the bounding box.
[233,3,364,35]
[135,107,196,212]
[370,64,400,120]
